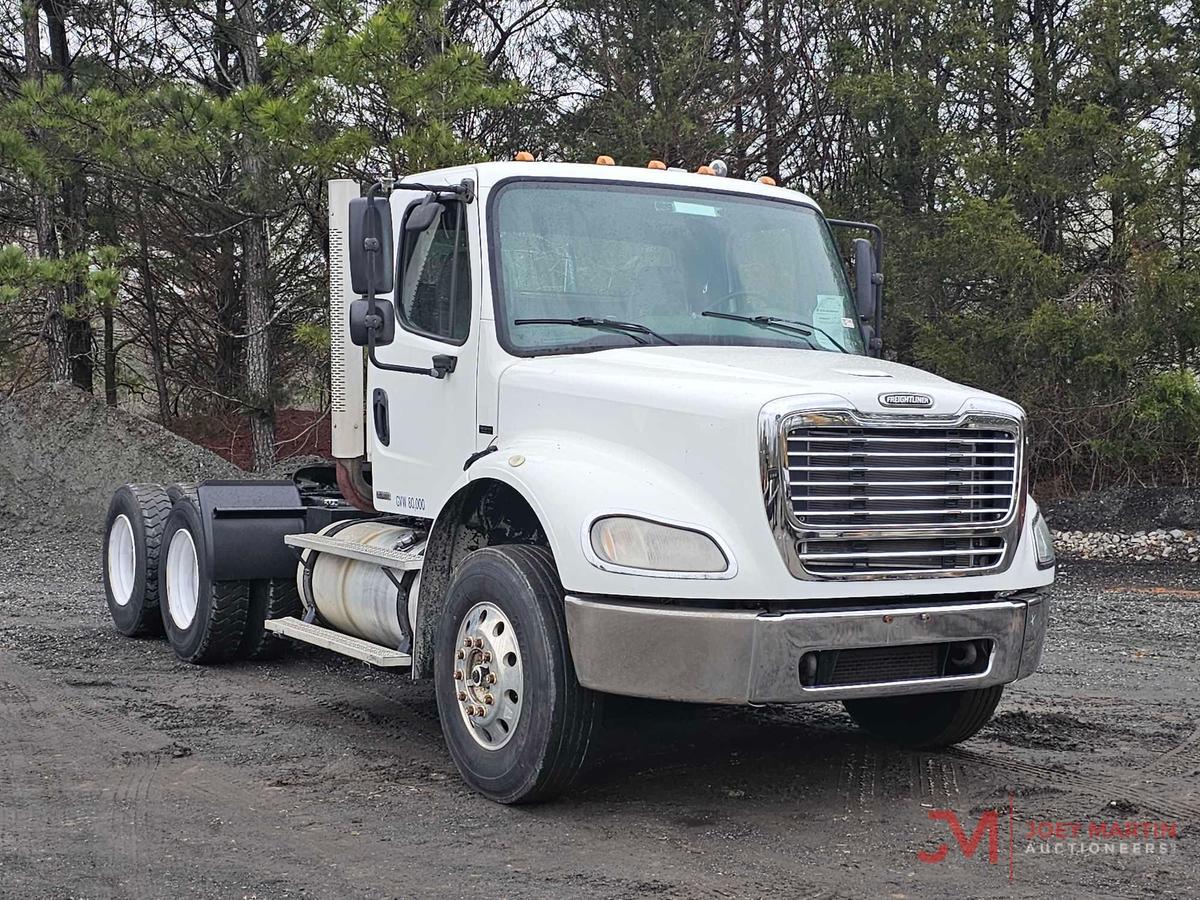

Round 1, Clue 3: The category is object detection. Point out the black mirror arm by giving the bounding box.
[391,177,475,203]
[367,340,455,379]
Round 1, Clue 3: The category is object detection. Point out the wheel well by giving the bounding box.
[413,479,550,678]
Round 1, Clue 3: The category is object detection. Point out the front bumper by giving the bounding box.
[564,591,1047,704]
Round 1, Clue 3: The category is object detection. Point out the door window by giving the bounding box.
[397,201,471,344]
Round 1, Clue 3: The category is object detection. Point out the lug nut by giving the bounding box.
[456,649,465,660]
[473,638,484,649]
[464,637,473,648]
[453,670,463,680]
[486,673,497,685]
[482,651,492,663]
[457,691,467,701]
[484,694,494,705]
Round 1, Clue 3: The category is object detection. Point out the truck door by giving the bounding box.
[367,174,480,519]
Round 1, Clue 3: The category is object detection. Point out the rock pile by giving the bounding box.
[0,384,241,535]
[1052,528,1200,563]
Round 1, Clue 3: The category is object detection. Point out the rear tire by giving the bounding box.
[239,579,302,660]
[166,482,198,505]
[435,545,601,804]
[102,484,171,637]
[843,685,1004,749]
[159,497,250,663]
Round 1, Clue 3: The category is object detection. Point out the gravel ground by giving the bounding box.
[0,533,1195,899]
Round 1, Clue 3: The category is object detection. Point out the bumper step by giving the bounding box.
[265,616,412,667]
[284,533,422,570]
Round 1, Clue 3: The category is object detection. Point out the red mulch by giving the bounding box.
[172,407,331,471]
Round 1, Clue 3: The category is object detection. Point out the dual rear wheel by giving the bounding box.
[102,484,299,662]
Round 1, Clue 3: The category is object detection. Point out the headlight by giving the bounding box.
[589,516,729,574]
[1032,511,1055,569]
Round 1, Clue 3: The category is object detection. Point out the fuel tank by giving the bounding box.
[295,520,425,649]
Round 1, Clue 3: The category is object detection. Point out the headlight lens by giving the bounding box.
[1032,511,1055,569]
[589,516,728,573]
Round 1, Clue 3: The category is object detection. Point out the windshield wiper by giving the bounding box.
[700,310,849,354]
[513,317,677,346]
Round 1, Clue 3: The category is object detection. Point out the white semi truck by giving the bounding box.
[102,159,1055,804]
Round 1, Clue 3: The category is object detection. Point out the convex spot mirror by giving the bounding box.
[404,193,441,233]
[349,298,395,347]
[348,196,394,296]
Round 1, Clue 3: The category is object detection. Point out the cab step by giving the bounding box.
[284,533,423,570]
[264,616,412,667]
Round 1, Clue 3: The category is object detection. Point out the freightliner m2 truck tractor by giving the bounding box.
[102,158,1056,803]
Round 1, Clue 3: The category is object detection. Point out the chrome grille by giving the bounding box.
[787,426,1018,528]
[798,535,1006,575]
[784,422,1019,576]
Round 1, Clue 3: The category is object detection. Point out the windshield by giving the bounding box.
[491,181,865,355]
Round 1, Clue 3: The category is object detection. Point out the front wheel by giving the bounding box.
[434,545,601,804]
[843,685,1004,749]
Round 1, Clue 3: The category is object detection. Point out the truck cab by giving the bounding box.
[102,159,1054,804]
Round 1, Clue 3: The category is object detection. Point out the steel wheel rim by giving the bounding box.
[452,601,523,750]
[165,528,200,630]
[106,514,137,607]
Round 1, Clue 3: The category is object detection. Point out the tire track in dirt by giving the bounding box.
[29,676,167,899]
[1145,725,1200,777]
[0,658,169,898]
[109,749,163,900]
[836,745,880,839]
[916,752,960,807]
[0,679,44,880]
[947,747,1200,822]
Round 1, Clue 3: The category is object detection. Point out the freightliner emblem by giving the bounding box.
[880,392,934,408]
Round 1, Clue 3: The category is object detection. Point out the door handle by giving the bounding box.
[372,388,390,446]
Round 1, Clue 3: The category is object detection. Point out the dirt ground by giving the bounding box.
[1,528,1196,899]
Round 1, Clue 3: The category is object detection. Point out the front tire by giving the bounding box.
[843,685,1004,749]
[159,498,250,663]
[102,484,172,636]
[434,545,601,804]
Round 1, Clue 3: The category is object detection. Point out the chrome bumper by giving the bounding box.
[563,592,1047,704]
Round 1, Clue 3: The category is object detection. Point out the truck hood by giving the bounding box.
[497,346,1022,423]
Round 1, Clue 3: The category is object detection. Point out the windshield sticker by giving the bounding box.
[812,294,847,348]
[671,201,719,217]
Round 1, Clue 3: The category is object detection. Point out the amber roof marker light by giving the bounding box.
[515,151,534,162]
[758,176,777,186]
[595,155,615,166]
[696,165,716,175]
[647,160,667,170]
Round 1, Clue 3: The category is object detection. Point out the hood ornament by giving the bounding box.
[879,392,933,409]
